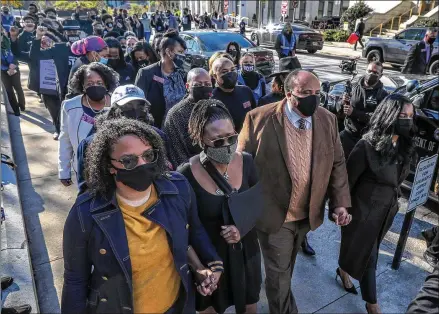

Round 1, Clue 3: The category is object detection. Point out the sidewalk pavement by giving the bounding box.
[5,64,438,313]
[1,89,39,311]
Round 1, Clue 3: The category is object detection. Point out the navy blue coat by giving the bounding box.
[62,172,222,313]
[28,39,78,99]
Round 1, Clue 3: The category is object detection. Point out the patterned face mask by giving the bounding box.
[204,142,237,164]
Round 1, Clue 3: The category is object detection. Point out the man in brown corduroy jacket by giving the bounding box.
[238,69,352,314]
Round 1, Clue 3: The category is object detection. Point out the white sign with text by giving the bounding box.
[407,154,438,212]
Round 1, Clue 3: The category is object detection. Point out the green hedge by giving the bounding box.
[414,18,438,27]
[322,29,351,42]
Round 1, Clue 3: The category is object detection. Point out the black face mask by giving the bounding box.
[228,50,237,58]
[427,36,436,45]
[291,94,319,117]
[191,86,213,101]
[95,29,104,36]
[173,52,185,68]
[85,85,107,101]
[365,73,380,86]
[108,59,119,68]
[137,59,149,68]
[220,71,238,89]
[395,118,413,139]
[114,163,158,192]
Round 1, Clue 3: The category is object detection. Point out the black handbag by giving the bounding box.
[199,152,264,313]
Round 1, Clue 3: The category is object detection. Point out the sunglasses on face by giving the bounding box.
[111,149,159,170]
[206,134,238,148]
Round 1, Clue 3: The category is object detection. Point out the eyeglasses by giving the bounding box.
[206,134,238,148]
[111,149,159,170]
[366,69,381,75]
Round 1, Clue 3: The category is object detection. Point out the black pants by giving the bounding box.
[426,226,439,259]
[1,70,25,115]
[354,35,364,49]
[41,94,61,133]
[340,129,361,160]
[406,268,439,313]
[258,220,310,314]
[360,241,378,304]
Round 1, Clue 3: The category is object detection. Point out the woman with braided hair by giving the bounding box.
[179,98,262,314]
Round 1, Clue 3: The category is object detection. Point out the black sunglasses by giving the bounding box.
[111,149,159,170]
[206,134,238,148]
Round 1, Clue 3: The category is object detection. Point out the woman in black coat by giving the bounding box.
[337,94,416,314]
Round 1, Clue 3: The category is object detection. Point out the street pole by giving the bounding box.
[293,7,295,23]
[392,209,417,270]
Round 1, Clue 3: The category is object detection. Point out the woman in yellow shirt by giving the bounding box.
[62,118,223,313]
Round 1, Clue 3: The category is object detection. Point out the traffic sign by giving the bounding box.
[281,0,288,15]
[407,154,438,212]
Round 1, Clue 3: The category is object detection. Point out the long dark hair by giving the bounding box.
[85,118,168,196]
[363,94,416,163]
[226,41,241,66]
[104,37,126,69]
[130,42,159,70]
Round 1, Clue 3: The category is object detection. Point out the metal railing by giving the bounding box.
[369,6,416,37]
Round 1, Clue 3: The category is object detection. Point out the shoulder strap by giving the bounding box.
[199,152,234,196]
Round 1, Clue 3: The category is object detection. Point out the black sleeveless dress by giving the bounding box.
[178,152,262,314]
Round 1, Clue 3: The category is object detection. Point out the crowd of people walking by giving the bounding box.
[1,3,438,314]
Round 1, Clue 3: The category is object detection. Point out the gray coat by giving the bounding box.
[339,139,411,280]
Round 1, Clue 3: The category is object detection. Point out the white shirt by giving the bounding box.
[285,101,312,130]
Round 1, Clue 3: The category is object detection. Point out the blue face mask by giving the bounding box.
[99,57,108,65]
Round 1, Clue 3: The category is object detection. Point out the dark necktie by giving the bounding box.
[298,118,306,130]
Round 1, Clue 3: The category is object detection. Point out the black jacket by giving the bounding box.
[28,39,78,99]
[10,30,34,63]
[355,22,365,36]
[258,92,284,107]
[402,40,434,75]
[114,62,136,85]
[339,139,411,280]
[344,76,388,136]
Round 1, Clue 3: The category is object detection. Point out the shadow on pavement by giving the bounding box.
[8,114,61,313]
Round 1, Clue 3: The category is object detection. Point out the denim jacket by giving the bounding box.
[61,172,222,314]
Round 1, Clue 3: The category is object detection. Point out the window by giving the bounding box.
[327,1,334,17]
[397,28,424,40]
[183,36,199,52]
[318,0,325,17]
[299,0,306,20]
[197,33,254,52]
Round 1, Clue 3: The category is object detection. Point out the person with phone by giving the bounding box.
[340,61,388,159]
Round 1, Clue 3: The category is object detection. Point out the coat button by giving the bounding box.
[186,224,189,229]
[99,249,107,255]
[101,298,107,302]
[102,276,108,281]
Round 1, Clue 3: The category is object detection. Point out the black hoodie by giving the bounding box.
[344,75,388,136]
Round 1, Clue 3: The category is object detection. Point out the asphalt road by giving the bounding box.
[8,57,436,313]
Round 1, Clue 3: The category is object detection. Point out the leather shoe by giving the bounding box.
[1,276,13,290]
[422,229,436,248]
[1,304,32,314]
[424,251,438,268]
[301,236,316,256]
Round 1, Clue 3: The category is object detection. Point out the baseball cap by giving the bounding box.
[111,85,147,107]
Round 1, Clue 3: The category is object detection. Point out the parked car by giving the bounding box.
[403,76,439,203]
[311,16,341,29]
[321,74,439,203]
[250,22,324,54]
[179,30,275,77]
[363,27,439,74]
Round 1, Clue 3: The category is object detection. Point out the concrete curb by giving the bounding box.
[1,88,39,312]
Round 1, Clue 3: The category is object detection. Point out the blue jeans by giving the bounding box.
[144,31,151,43]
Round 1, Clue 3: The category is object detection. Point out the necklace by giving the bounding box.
[86,95,106,114]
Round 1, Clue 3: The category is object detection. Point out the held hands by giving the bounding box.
[60,179,72,187]
[195,268,221,296]
[332,207,352,226]
[220,225,241,244]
